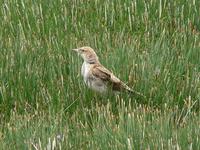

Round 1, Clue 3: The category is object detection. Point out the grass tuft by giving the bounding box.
[0,0,200,149]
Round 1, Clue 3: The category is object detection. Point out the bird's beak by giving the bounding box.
[72,48,79,52]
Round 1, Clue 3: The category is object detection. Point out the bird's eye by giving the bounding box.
[80,49,85,52]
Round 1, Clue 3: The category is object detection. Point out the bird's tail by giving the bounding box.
[123,83,146,99]
[127,88,146,99]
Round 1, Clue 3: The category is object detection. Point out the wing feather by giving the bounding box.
[91,65,112,81]
[91,65,126,91]
[90,64,145,98]
[91,64,145,98]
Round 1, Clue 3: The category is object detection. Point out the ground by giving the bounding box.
[0,0,200,149]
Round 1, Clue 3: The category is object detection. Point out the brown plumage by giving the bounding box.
[72,46,144,97]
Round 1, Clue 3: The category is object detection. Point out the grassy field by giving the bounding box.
[0,0,200,149]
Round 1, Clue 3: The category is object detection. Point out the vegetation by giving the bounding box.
[0,0,200,149]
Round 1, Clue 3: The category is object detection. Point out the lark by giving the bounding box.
[72,46,143,96]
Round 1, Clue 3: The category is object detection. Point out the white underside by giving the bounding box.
[81,62,107,93]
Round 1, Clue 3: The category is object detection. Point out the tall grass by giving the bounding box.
[0,0,200,149]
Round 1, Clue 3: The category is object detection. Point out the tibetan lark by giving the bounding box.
[72,46,144,97]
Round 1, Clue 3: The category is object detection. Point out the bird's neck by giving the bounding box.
[85,57,99,64]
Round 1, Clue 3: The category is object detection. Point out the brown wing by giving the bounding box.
[91,64,146,98]
[91,64,125,91]
[91,65,112,81]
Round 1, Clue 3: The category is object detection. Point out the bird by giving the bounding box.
[72,46,144,97]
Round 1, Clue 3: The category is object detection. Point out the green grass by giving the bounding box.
[0,0,200,149]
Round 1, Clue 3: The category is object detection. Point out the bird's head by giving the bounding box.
[72,46,99,63]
